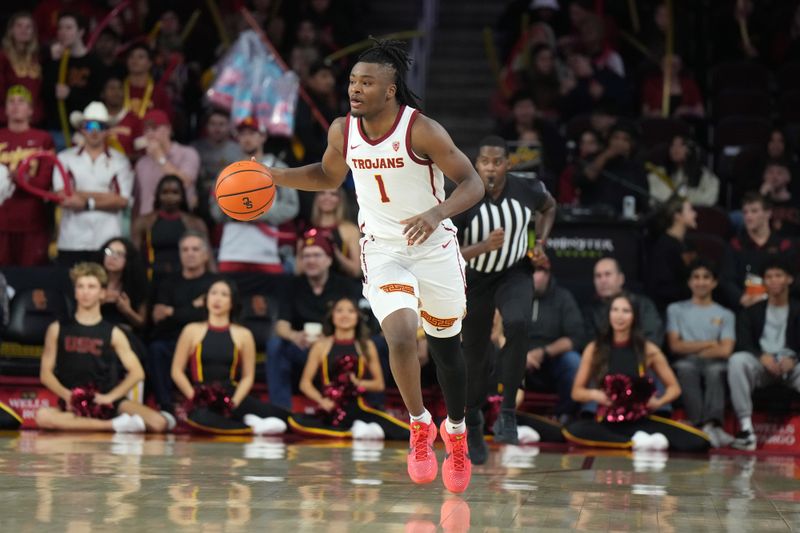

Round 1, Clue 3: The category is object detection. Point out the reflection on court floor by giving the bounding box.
[1,432,800,531]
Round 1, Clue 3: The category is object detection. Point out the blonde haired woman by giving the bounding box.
[297,188,361,278]
[0,12,43,124]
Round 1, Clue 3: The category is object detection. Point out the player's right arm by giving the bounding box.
[40,322,71,402]
[268,117,350,191]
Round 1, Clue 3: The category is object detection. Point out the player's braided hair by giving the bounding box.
[357,38,421,109]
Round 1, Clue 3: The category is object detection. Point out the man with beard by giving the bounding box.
[452,135,556,464]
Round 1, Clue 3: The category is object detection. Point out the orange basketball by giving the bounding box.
[215,160,275,221]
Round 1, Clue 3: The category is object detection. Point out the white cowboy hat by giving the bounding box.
[69,101,115,129]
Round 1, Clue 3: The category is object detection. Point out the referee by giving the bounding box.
[453,135,556,464]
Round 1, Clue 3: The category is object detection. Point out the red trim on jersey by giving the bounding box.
[405,109,432,165]
[207,324,230,333]
[443,226,466,293]
[428,165,441,204]
[357,105,405,145]
[360,237,370,284]
[342,113,351,159]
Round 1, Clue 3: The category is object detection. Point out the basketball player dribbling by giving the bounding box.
[261,40,483,493]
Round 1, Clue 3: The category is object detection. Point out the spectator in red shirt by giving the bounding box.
[123,44,172,121]
[641,54,705,119]
[101,75,142,158]
[0,85,55,266]
[0,12,44,126]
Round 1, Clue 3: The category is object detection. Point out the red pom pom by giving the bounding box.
[186,383,234,416]
[69,385,115,420]
[596,374,655,423]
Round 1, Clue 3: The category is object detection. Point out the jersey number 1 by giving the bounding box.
[374,174,390,203]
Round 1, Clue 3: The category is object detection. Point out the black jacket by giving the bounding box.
[735,299,800,355]
[529,278,585,352]
[720,230,797,309]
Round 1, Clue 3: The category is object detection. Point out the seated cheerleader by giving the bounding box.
[290,297,410,440]
[36,262,169,433]
[171,279,289,435]
[564,292,710,452]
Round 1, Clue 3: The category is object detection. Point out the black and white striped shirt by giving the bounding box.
[453,175,549,274]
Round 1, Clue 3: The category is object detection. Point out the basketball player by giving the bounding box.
[36,262,170,433]
[260,40,483,493]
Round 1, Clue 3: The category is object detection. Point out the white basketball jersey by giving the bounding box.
[344,105,452,244]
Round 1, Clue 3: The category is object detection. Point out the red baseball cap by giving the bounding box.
[143,109,170,128]
[301,229,333,258]
[236,116,266,133]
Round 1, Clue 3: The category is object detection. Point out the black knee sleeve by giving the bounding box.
[425,334,466,421]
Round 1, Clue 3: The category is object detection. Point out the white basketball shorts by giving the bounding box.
[360,232,466,338]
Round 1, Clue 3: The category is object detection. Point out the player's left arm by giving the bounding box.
[401,116,484,244]
[96,327,146,404]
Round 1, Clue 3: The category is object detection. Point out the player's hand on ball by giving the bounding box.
[400,206,444,245]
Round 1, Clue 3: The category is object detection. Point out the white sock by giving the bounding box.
[368,422,385,440]
[409,409,432,426]
[160,411,176,431]
[243,414,261,429]
[649,433,669,451]
[631,431,651,450]
[445,417,466,435]
[351,420,372,439]
[257,417,287,435]
[740,417,754,433]
[111,413,131,433]
[517,425,540,444]
[113,413,146,433]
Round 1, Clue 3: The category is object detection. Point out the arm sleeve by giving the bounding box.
[688,167,720,206]
[116,158,135,200]
[52,153,66,192]
[721,309,736,341]
[666,303,679,334]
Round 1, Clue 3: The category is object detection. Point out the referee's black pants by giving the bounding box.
[462,263,533,413]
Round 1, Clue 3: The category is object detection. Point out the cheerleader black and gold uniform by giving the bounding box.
[289,337,410,440]
[183,324,288,434]
[0,401,22,429]
[563,341,709,452]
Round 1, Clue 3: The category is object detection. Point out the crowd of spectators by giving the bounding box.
[0,1,799,449]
